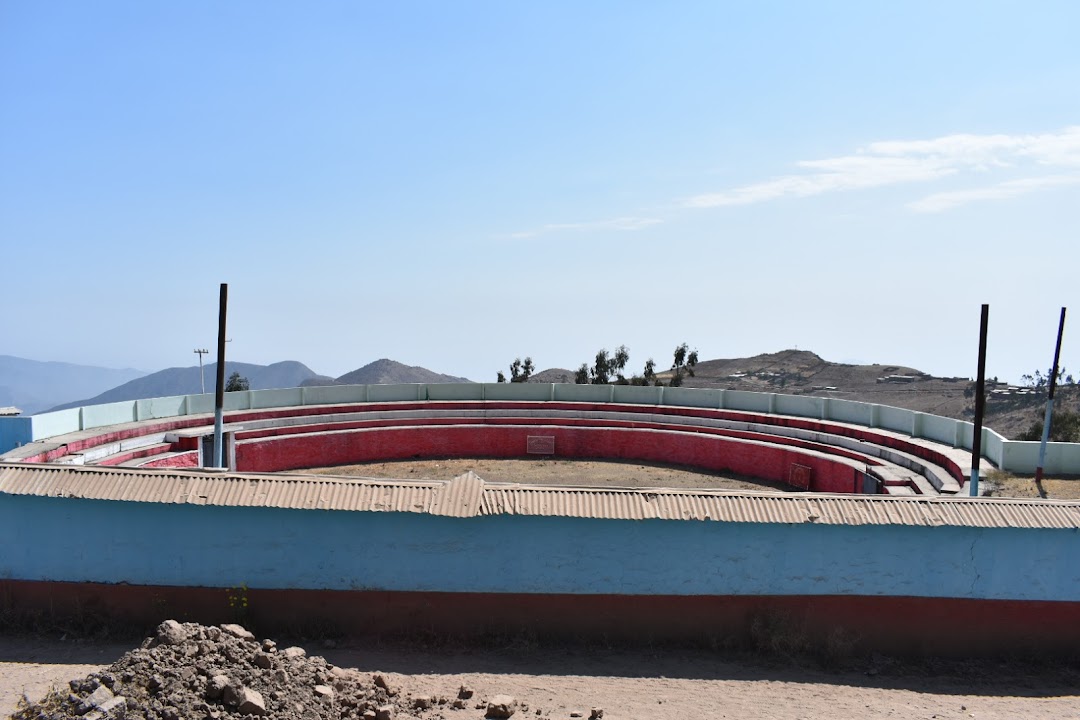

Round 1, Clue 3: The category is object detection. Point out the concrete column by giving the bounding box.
[870,404,880,428]
[821,398,831,421]
[912,413,923,438]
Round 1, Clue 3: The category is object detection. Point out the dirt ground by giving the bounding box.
[8,463,1077,717]
[3,635,1079,719]
[294,458,794,492]
[296,458,1080,502]
[984,471,1080,500]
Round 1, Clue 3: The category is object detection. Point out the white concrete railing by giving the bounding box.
[1,383,1078,475]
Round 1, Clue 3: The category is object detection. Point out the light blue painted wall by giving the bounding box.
[482,383,552,401]
[1,495,1077,601]
[81,400,137,429]
[553,384,611,403]
[0,416,33,451]
[136,395,187,421]
[426,384,484,401]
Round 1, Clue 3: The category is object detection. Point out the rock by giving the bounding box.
[362,711,377,720]
[261,639,277,652]
[375,705,395,720]
[570,712,583,718]
[223,681,246,706]
[452,699,468,709]
[78,685,114,714]
[235,687,268,716]
[206,675,230,700]
[457,685,474,699]
[590,709,604,719]
[314,684,335,699]
[412,695,433,709]
[220,623,256,641]
[282,646,307,659]
[98,696,126,716]
[253,652,273,669]
[373,673,390,690]
[157,620,188,646]
[487,694,519,718]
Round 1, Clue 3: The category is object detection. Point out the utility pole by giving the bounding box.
[970,304,989,497]
[1036,307,1067,483]
[213,284,228,468]
[194,348,210,394]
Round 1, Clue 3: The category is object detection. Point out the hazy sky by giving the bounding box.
[2,2,1077,384]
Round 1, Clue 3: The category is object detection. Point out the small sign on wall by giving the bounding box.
[527,435,555,455]
[789,463,812,490]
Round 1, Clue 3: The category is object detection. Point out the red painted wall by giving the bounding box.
[21,399,969,496]
[3,579,1076,657]
[235,424,863,493]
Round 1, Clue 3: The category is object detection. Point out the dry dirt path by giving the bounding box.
[4,636,1078,719]
[294,458,793,492]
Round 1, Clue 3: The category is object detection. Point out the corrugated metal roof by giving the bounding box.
[0,463,439,514]
[429,471,485,517]
[2,462,1079,529]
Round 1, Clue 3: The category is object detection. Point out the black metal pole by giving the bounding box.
[1036,307,1067,483]
[970,304,989,497]
[213,283,228,468]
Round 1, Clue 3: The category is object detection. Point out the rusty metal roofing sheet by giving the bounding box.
[2,463,1079,529]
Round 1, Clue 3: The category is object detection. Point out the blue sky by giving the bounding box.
[2,1,1078,383]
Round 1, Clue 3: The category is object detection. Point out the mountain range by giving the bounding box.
[41,358,471,413]
[3,350,1067,440]
[0,356,148,415]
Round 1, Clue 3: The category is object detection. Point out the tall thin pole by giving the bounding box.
[970,304,989,497]
[194,348,209,394]
[1036,307,1067,483]
[213,284,228,468]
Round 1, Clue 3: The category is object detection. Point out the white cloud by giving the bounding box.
[507,216,662,240]
[686,126,1080,210]
[908,174,1080,213]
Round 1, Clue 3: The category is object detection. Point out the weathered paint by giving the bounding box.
[235,424,865,494]
[2,580,1077,656]
[1,494,1077,602]
[5,383,1073,474]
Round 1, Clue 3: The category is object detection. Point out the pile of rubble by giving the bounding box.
[12,621,554,720]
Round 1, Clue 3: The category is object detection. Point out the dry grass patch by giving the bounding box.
[984,470,1080,500]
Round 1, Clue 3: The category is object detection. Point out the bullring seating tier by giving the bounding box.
[0,400,985,496]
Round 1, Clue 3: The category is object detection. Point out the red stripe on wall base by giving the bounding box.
[2,580,1075,658]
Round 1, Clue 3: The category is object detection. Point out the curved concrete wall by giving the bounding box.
[3,383,1077,474]
[3,399,976,495]
[2,494,1076,601]
[1,489,1078,655]
[235,424,866,494]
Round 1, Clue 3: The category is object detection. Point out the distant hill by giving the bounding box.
[529,368,576,384]
[664,348,1064,439]
[306,359,472,386]
[0,355,147,415]
[49,361,321,411]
